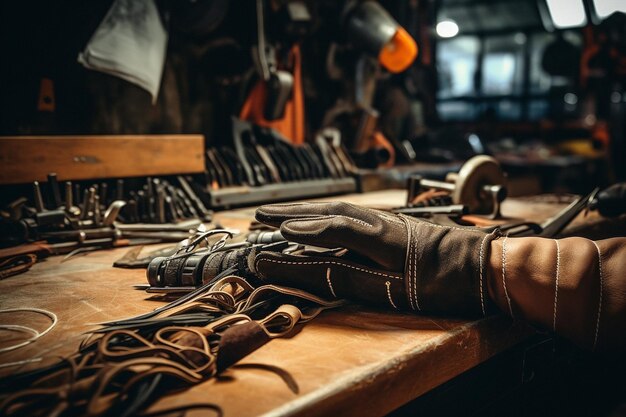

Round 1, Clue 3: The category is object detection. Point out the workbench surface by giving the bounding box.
[0,190,571,417]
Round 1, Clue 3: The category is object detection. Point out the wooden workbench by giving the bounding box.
[0,190,572,417]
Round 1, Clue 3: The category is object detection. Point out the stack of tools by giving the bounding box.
[0,174,214,274]
[201,118,358,208]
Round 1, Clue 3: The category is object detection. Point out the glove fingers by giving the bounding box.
[280,214,405,270]
[254,252,408,310]
[256,202,406,270]
[255,201,401,229]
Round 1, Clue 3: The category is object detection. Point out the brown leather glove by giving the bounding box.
[254,202,500,317]
[255,201,626,351]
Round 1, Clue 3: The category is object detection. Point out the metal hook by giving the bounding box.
[168,229,235,262]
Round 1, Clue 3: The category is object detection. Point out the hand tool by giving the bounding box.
[177,176,212,220]
[102,200,126,226]
[64,182,73,214]
[254,0,294,120]
[156,186,166,224]
[99,182,108,205]
[342,0,417,73]
[126,199,139,223]
[116,179,124,200]
[392,204,468,217]
[60,238,163,261]
[136,190,147,222]
[405,155,507,218]
[93,195,101,226]
[175,188,198,218]
[47,173,62,208]
[242,147,261,185]
[79,188,90,220]
[207,149,229,187]
[5,198,27,221]
[504,188,599,238]
[588,182,626,217]
[83,187,96,221]
[220,147,247,185]
[146,178,155,222]
[537,188,599,237]
[164,184,183,220]
[33,181,45,213]
[165,196,177,222]
[115,219,204,232]
[246,229,285,244]
[74,183,81,210]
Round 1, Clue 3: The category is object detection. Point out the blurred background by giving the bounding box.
[1,0,625,196]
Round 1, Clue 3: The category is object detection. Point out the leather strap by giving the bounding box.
[0,274,341,417]
[0,254,37,280]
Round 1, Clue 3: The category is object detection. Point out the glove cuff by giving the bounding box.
[401,215,500,317]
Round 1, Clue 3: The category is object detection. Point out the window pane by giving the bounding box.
[528,99,550,120]
[437,101,479,121]
[481,100,522,120]
[437,36,480,99]
[546,0,587,28]
[593,0,626,19]
[482,34,524,96]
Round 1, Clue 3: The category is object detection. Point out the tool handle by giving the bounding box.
[596,183,626,217]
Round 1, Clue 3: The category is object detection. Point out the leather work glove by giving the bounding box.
[254,202,626,351]
[254,202,500,317]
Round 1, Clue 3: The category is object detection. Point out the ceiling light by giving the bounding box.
[545,0,587,28]
[436,20,459,38]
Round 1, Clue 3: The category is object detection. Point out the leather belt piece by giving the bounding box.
[0,254,37,280]
[0,270,344,417]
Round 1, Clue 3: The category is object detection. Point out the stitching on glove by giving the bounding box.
[479,234,490,316]
[402,217,417,311]
[280,215,373,236]
[347,217,373,228]
[591,241,603,351]
[385,281,397,309]
[255,258,402,280]
[375,210,405,225]
[410,218,485,234]
[326,268,337,298]
[501,235,515,318]
[553,239,561,331]
[412,229,421,311]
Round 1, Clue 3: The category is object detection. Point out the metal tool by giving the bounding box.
[177,176,212,220]
[47,173,62,208]
[406,155,507,219]
[33,181,45,213]
[392,204,468,217]
[64,181,78,216]
[253,0,294,120]
[246,229,285,244]
[102,200,126,226]
[116,179,124,200]
[503,188,600,238]
[588,182,626,217]
[93,195,101,226]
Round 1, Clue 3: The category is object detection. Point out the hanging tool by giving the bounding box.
[253,0,294,121]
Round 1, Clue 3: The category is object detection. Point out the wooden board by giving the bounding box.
[0,135,205,184]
